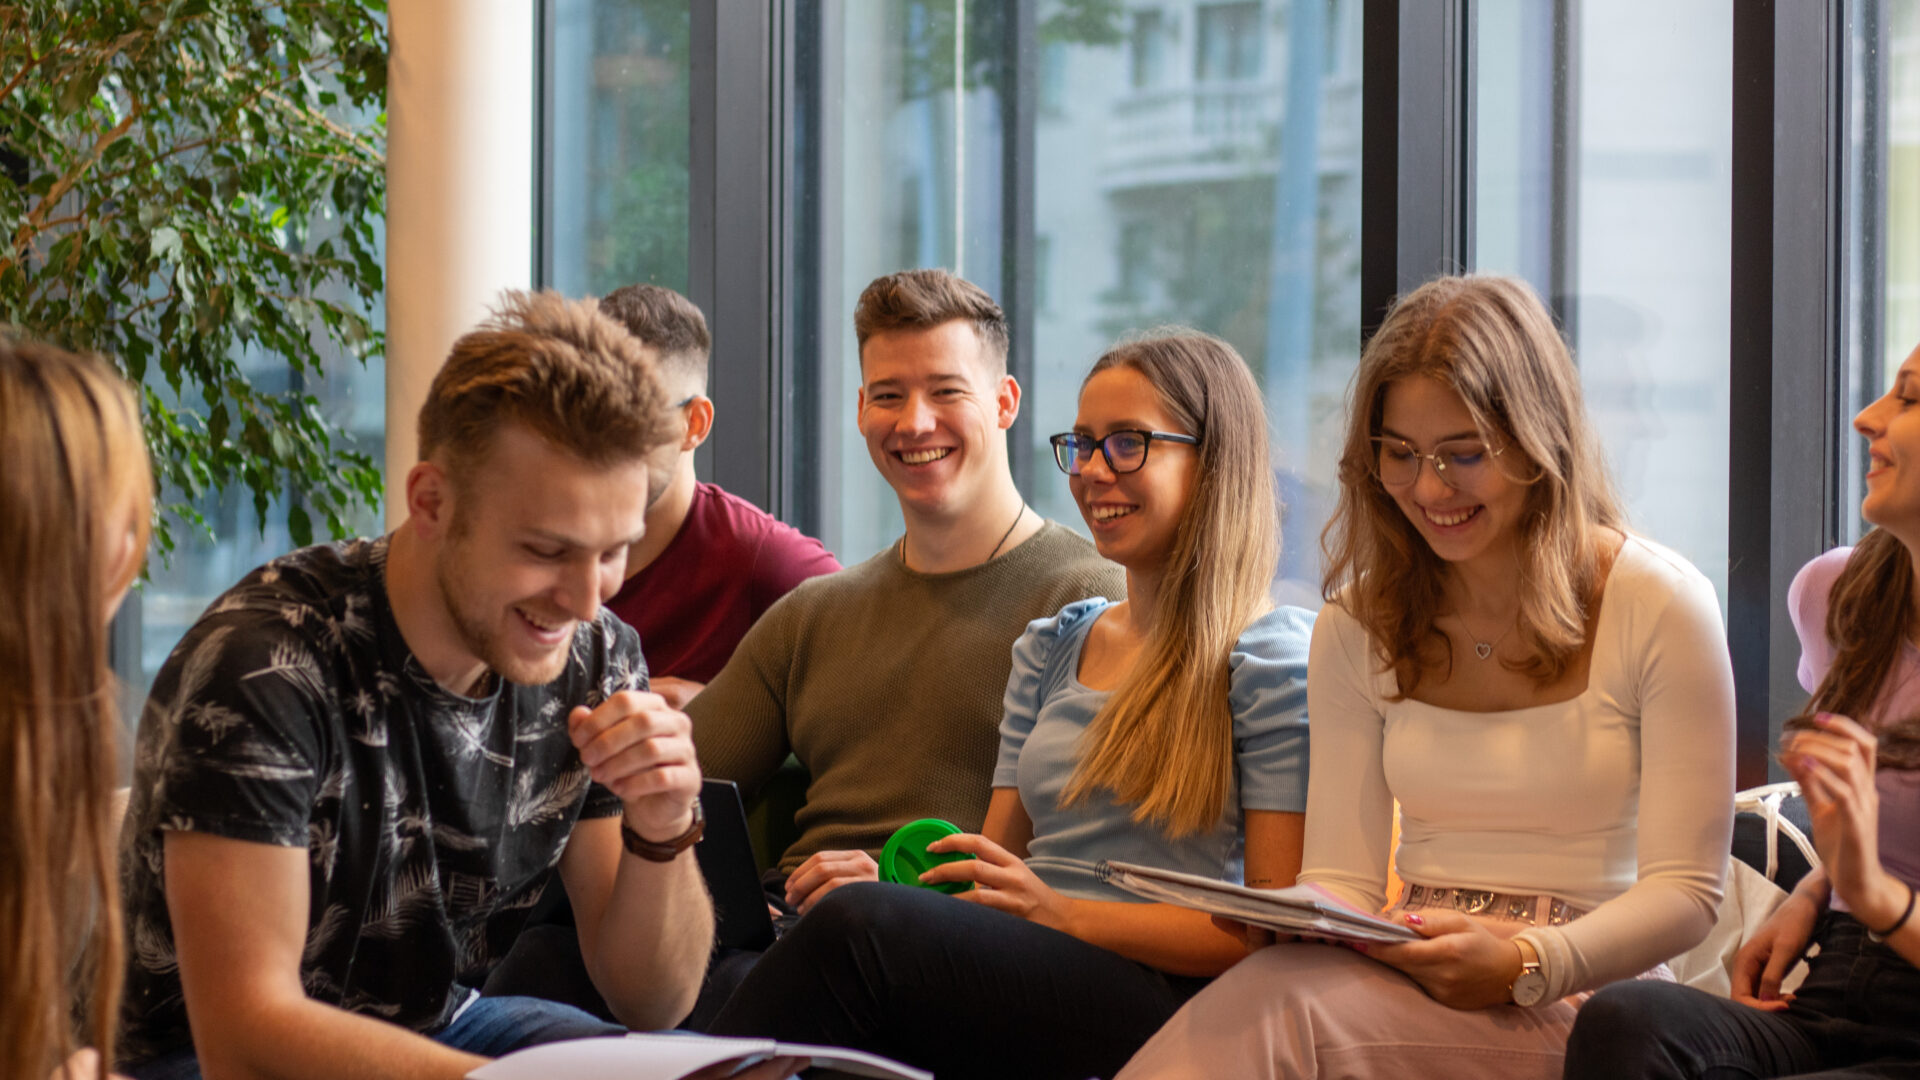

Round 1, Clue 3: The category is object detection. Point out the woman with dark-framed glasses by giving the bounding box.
[710,330,1314,1080]
[1119,274,1736,1080]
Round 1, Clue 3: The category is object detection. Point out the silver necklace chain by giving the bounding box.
[1456,609,1515,661]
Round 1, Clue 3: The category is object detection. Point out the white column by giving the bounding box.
[385,0,534,526]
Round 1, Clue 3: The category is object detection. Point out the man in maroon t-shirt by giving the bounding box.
[596,284,841,707]
[483,285,838,1018]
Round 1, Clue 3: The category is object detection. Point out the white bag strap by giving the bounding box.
[1733,781,1820,880]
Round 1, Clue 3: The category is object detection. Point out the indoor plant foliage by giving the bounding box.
[0,0,388,554]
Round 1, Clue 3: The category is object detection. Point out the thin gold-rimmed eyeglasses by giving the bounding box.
[1370,436,1509,490]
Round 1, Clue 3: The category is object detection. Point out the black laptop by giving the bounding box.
[695,779,780,951]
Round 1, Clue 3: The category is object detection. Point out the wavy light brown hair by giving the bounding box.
[1321,275,1623,695]
[1785,529,1920,769]
[1061,330,1278,837]
[0,337,151,1078]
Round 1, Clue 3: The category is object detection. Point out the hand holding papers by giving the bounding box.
[1096,860,1421,944]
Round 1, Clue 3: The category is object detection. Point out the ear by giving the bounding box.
[406,460,454,540]
[996,373,1022,431]
[100,517,143,622]
[855,384,869,423]
[682,395,715,452]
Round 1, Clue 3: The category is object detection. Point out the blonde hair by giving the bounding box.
[1321,275,1623,694]
[0,336,151,1078]
[1061,330,1278,838]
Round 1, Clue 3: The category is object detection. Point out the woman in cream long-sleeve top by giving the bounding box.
[1118,274,1736,1080]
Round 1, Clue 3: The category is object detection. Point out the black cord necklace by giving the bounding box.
[985,502,1029,563]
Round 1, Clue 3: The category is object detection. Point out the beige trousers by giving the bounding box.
[1115,941,1584,1080]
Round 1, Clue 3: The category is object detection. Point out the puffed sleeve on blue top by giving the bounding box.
[993,597,1112,787]
[1229,605,1315,813]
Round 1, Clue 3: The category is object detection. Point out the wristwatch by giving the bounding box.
[619,800,705,863]
[1509,937,1548,1007]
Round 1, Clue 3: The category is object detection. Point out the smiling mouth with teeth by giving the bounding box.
[1424,505,1481,528]
[899,447,952,465]
[518,608,570,636]
[1090,504,1136,521]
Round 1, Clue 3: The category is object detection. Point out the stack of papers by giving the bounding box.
[469,1032,931,1080]
[1097,860,1421,944]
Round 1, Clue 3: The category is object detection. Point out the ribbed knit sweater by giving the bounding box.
[688,521,1126,874]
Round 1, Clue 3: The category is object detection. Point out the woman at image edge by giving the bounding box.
[0,339,152,1080]
[710,331,1312,1080]
[1564,341,1920,1078]
[1119,274,1736,1079]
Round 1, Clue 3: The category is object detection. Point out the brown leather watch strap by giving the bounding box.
[619,799,705,862]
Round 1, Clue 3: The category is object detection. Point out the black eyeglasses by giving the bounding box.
[1049,430,1199,476]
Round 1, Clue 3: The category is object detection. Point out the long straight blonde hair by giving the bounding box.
[0,337,151,1078]
[1061,331,1278,838]
[1321,275,1623,694]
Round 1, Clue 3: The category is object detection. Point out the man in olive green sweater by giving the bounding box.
[688,269,1124,915]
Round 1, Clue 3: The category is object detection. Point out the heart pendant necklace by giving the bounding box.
[1458,610,1514,661]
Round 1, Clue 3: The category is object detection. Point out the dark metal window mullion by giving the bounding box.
[690,3,779,514]
[1727,0,1850,788]
[1361,0,1473,344]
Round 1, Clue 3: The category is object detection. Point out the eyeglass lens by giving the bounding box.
[1376,439,1491,487]
[1052,432,1151,475]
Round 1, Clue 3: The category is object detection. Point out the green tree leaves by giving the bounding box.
[2,0,388,553]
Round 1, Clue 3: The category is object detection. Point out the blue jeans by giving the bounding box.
[1565,913,1920,1079]
[123,994,626,1079]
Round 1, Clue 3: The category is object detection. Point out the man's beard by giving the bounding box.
[434,542,573,689]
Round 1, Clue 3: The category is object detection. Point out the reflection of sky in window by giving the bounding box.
[793,1,1363,593]
[1474,0,1733,608]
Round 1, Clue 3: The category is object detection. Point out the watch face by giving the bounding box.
[1512,970,1549,1007]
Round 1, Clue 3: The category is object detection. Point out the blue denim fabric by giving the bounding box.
[122,993,625,1079]
[1566,913,1920,1079]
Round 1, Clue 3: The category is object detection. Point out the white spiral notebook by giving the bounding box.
[468,1032,931,1080]
[1096,860,1421,944]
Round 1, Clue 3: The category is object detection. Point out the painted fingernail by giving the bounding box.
[1405,913,1424,926]
[1814,712,1834,726]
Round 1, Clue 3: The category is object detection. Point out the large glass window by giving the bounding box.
[1474,0,1734,603]
[791,0,1363,601]
[1847,0,1920,532]
[545,0,691,295]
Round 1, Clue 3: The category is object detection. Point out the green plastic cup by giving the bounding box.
[879,817,975,894]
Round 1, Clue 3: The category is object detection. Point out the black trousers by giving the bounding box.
[707,881,1210,1080]
[1565,914,1920,1079]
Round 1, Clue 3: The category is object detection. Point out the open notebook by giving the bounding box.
[1097,860,1421,945]
[468,1033,930,1080]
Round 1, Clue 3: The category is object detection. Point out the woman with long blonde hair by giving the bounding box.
[1120,274,1736,1079]
[0,337,152,1080]
[711,330,1314,1080]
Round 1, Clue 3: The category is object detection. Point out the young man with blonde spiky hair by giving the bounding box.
[115,292,773,1080]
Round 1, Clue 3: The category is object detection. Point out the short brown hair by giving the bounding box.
[418,289,675,483]
[853,269,1009,371]
[598,283,711,387]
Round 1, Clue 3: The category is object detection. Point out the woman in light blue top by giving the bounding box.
[711,330,1312,1080]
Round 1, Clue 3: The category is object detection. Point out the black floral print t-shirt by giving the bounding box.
[117,537,637,1065]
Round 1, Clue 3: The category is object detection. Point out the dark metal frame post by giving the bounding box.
[1727,0,1849,788]
[690,3,781,512]
[1000,0,1038,497]
[532,0,556,288]
[1361,0,1473,342]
